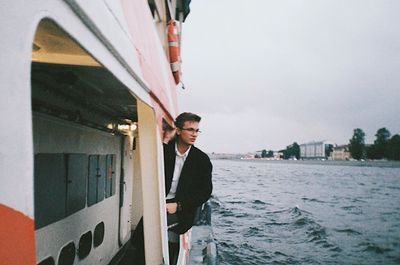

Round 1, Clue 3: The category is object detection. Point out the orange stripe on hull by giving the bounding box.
[0,204,36,265]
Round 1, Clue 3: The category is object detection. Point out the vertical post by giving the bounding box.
[137,100,169,264]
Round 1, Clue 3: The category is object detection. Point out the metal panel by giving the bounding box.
[66,154,88,215]
[97,155,106,202]
[87,155,98,206]
[105,154,112,198]
[105,154,116,198]
[111,154,117,196]
[34,154,66,229]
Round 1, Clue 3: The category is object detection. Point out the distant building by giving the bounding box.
[241,153,256,160]
[255,150,263,158]
[209,153,243,160]
[332,145,351,161]
[300,140,333,159]
[252,150,282,160]
[273,151,284,160]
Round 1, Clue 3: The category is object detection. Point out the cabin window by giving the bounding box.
[93,222,105,247]
[78,231,92,259]
[58,242,75,265]
[37,256,55,265]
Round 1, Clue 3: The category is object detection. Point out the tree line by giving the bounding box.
[258,127,400,161]
[349,127,400,161]
[256,143,300,159]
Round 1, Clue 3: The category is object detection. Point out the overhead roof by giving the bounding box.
[176,0,191,21]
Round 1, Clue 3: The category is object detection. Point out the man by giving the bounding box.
[164,112,213,264]
[132,112,213,265]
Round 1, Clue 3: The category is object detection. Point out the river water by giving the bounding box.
[210,159,400,265]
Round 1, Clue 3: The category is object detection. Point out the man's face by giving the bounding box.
[177,121,200,146]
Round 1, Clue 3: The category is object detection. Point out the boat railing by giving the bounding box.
[193,201,212,226]
[185,201,218,265]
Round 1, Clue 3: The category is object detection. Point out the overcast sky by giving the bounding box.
[177,0,400,154]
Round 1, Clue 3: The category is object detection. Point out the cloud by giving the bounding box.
[178,0,400,153]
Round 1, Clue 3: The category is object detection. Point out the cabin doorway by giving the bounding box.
[31,18,137,265]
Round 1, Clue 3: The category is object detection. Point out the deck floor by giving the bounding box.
[110,225,215,265]
[109,241,144,265]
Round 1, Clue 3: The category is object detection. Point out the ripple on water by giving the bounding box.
[307,227,326,242]
[359,242,392,254]
[333,228,362,235]
[264,222,290,226]
[340,205,363,215]
[244,226,261,237]
[252,199,267,205]
[388,255,400,264]
[226,200,246,204]
[301,197,326,203]
[218,208,234,217]
[351,197,367,203]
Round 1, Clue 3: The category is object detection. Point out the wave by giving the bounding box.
[282,206,340,251]
[340,205,363,215]
[307,227,326,242]
[301,197,327,203]
[244,226,261,237]
[216,240,273,265]
[359,242,392,254]
[334,228,361,235]
[211,159,400,265]
[351,198,367,203]
[209,195,222,208]
[252,199,267,205]
[274,251,289,257]
[226,200,246,204]
[264,222,290,226]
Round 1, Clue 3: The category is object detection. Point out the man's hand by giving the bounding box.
[166,202,178,214]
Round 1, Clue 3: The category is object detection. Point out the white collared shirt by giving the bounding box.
[166,144,191,200]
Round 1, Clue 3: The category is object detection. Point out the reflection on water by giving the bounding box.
[211,160,400,265]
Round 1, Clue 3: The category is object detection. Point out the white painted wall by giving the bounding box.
[0,0,151,218]
[33,114,123,265]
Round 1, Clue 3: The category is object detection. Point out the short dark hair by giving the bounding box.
[175,112,201,128]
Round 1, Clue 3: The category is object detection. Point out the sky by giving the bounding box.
[177,0,400,154]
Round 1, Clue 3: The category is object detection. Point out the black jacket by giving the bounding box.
[164,140,213,234]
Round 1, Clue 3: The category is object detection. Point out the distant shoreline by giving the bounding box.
[212,158,400,168]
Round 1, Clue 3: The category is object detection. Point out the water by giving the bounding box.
[210,159,400,265]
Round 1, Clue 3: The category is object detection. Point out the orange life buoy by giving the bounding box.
[167,20,181,84]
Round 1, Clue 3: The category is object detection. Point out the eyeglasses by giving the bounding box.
[180,128,202,134]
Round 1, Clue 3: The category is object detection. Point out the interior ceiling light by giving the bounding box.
[32,43,41,52]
